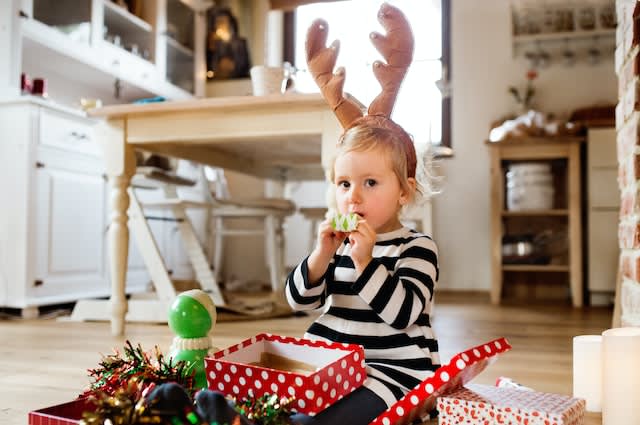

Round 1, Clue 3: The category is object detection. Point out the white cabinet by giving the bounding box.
[0,99,153,315]
[0,100,104,314]
[587,127,619,305]
[0,0,210,106]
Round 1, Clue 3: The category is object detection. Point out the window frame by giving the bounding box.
[283,0,452,151]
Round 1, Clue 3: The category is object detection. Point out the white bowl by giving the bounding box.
[507,185,554,210]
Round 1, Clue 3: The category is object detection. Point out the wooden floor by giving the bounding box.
[0,293,608,424]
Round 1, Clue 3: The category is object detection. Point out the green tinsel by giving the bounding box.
[81,340,195,399]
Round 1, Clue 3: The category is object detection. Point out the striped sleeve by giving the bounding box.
[351,236,438,329]
[285,256,328,311]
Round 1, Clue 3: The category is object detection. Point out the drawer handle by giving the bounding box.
[70,131,89,140]
[35,161,45,168]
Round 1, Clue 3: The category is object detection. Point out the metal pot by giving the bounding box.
[501,234,535,263]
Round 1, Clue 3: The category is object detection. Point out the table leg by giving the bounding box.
[108,174,133,335]
[97,120,136,335]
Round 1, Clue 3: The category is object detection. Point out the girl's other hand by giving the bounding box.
[311,220,347,264]
[348,219,375,274]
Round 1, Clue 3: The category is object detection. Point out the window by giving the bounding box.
[289,0,451,150]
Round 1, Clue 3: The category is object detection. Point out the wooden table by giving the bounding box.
[85,93,340,335]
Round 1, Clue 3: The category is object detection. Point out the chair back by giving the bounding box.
[203,166,231,200]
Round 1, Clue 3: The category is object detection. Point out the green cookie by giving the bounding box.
[331,213,359,232]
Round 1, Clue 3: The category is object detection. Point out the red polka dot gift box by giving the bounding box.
[370,338,512,425]
[28,397,95,425]
[204,333,366,415]
[436,384,586,425]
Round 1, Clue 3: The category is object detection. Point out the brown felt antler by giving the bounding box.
[305,3,413,128]
[305,19,364,129]
[368,3,414,118]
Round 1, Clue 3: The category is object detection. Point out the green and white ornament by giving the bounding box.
[168,289,217,389]
[331,213,360,232]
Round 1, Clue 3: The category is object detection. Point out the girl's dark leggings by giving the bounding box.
[290,386,387,425]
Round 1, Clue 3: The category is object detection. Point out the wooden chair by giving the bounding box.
[71,163,226,322]
[201,166,296,294]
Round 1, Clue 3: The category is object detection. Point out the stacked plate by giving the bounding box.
[506,162,554,211]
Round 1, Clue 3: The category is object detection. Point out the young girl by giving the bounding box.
[285,4,439,424]
[285,118,439,424]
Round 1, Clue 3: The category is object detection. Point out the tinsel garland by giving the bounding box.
[79,341,295,425]
[81,340,195,399]
[81,381,162,425]
[233,393,295,425]
[82,387,295,425]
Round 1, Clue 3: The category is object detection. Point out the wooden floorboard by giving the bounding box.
[0,294,608,424]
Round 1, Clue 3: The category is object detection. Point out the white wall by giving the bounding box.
[435,0,616,290]
[216,0,618,290]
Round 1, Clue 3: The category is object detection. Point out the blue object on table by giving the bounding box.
[133,96,166,104]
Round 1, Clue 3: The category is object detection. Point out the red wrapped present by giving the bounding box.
[437,384,586,425]
[28,398,95,425]
[205,333,366,415]
[370,338,511,425]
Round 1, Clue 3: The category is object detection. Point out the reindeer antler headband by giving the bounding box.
[306,2,416,177]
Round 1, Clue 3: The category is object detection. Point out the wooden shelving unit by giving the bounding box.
[487,137,584,307]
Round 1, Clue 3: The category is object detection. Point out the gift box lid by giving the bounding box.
[28,397,95,425]
[205,333,366,415]
[437,384,586,424]
[370,337,511,425]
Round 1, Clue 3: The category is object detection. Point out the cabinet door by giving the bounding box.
[588,209,619,292]
[33,161,107,301]
[589,168,620,208]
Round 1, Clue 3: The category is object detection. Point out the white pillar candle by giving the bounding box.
[602,327,640,425]
[573,335,602,412]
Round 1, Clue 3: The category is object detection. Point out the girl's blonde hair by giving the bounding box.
[329,121,437,211]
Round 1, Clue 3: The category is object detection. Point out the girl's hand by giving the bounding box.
[348,219,376,274]
[307,220,347,285]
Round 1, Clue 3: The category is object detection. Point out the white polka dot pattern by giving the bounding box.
[204,333,367,415]
[437,384,585,425]
[368,337,512,425]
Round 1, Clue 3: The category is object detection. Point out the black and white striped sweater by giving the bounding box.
[285,226,440,408]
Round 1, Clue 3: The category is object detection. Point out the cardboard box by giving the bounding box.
[370,338,511,425]
[29,398,95,425]
[437,384,586,425]
[205,333,366,415]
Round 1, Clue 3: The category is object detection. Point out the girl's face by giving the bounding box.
[334,148,411,234]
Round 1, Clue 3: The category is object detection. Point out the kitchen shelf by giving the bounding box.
[8,0,209,106]
[103,1,152,35]
[166,37,195,94]
[510,1,617,62]
[488,137,584,307]
[513,28,615,44]
[501,209,569,217]
[502,264,570,272]
[167,37,194,59]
